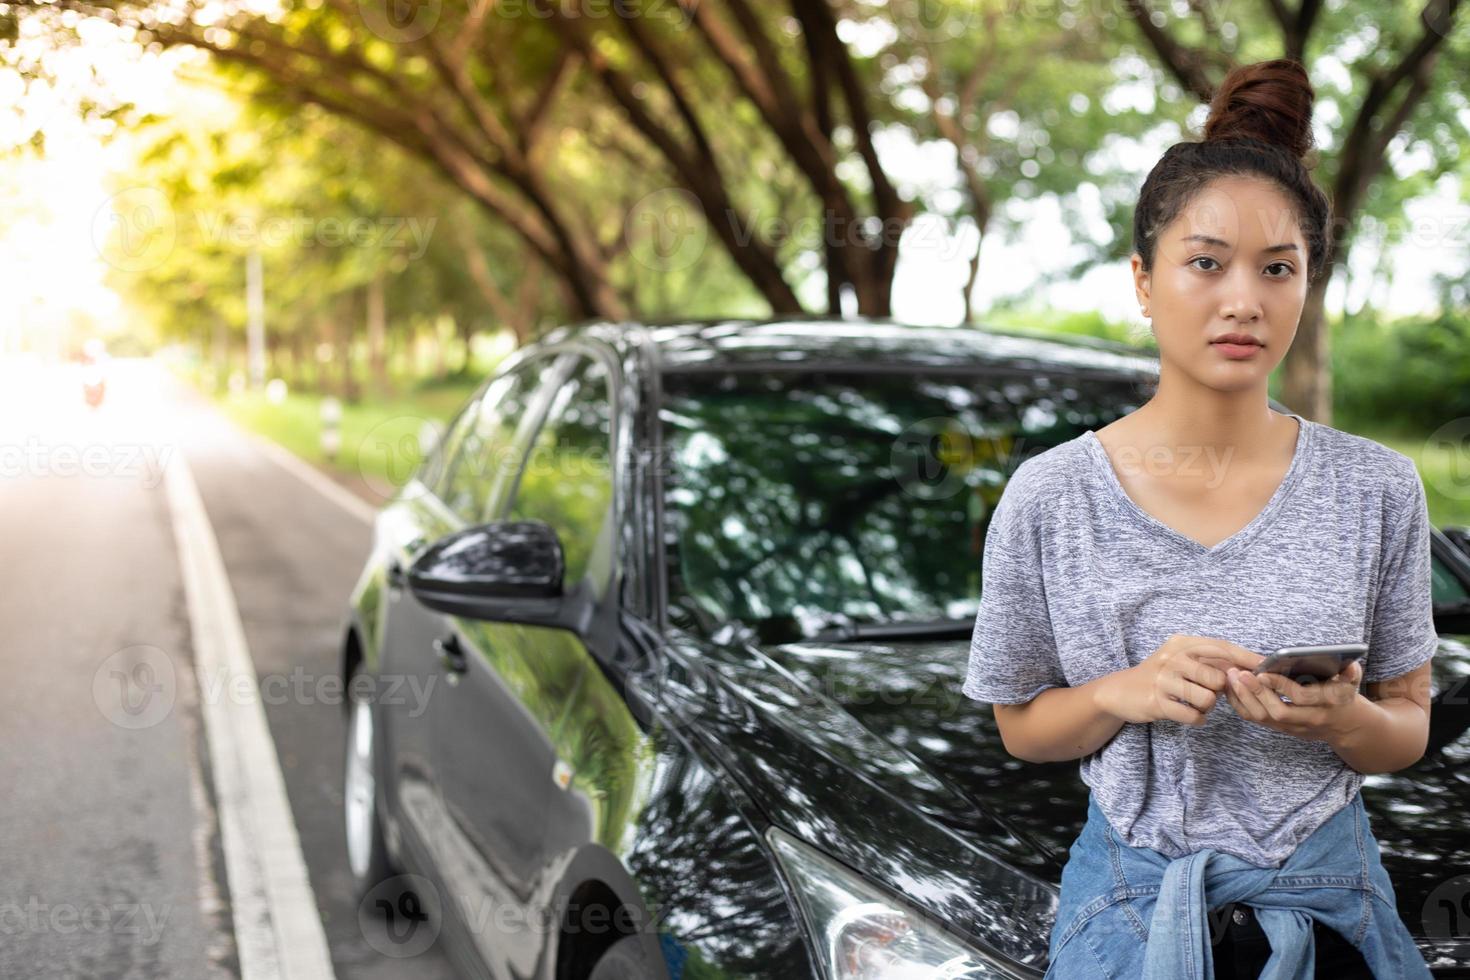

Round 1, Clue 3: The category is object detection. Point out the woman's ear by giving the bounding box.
[1130,253,1151,312]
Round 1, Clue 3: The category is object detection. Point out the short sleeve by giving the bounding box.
[963,473,1065,704]
[1363,466,1438,683]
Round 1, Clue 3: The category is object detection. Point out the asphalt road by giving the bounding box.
[0,356,460,980]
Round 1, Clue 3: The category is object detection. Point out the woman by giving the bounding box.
[963,59,1437,978]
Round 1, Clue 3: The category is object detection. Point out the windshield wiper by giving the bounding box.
[807,618,976,643]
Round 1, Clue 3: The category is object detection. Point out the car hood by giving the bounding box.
[652,627,1470,965]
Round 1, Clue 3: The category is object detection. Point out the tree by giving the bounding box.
[1115,0,1466,421]
[7,0,939,316]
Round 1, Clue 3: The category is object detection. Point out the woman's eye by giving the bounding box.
[1189,256,1295,278]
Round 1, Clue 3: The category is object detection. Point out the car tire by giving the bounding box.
[588,934,658,980]
[344,665,395,900]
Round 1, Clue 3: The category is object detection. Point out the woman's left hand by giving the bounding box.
[1225,662,1367,743]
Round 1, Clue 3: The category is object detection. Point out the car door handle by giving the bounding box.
[434,633,467,676]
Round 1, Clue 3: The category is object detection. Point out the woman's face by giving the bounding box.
[1132,175,1310,393]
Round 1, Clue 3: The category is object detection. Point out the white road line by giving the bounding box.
[164,450,338,980]
[242,430,378,525]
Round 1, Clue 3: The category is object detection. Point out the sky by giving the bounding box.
[1,21,1465,355]
[1,20,200,355]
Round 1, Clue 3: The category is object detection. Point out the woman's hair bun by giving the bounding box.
[1202,59,1317,164]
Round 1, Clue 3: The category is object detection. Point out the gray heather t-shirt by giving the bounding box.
[963,412,1439,868]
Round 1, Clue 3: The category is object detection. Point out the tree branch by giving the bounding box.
[1119,0,1217,101]
[531,0,804,312]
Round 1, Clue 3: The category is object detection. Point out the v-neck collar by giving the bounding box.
[1081,412,1313,561]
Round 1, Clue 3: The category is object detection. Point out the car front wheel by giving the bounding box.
[344,666,394,898]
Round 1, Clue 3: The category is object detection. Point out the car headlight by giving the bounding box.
[766,826,1041,980]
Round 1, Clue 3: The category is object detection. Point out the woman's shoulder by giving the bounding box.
[1004,434,1092,498]
[1302,420,1422,505]
[991,436,1092,531]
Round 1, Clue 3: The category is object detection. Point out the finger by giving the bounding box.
[1185,657,1230,694]
[1315,669,1361,708]
[1248,675,1318,735]
[1180,639,1249,674]
[1226,672,1263,721]
[1233,670,1278,722]
[1199,657,1243,681]
[1194,646,1263,689]
[1321,672,1354,701]
[1161,696,1209,727]
[1259,671,1317,705]
[1225,643,1269,670]
[1239,670,1290,719]
[1223,646,1270,669]
[1171,673,1220,714]
[1262,670,1348,708]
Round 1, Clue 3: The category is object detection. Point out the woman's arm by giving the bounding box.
[992,676,1128,764]
[994,636,1267,763]
[1318,461,1438,774]
[1325,661,1433,774]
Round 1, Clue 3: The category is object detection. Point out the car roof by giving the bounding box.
[536,315,1161,377]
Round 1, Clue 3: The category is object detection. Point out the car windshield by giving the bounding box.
[658,366,1150,644]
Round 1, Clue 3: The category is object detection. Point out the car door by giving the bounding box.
[377,353,558,872]
[430,348,623,974]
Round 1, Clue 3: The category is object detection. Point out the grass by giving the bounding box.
[201,374,481,498]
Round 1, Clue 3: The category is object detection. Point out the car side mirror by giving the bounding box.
[406,519,589,631]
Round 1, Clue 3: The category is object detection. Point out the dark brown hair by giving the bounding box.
[1132,59,1334,285]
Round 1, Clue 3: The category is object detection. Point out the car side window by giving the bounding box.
[502,353,616,591]
[421,392,483,501]
[439,358,551,523]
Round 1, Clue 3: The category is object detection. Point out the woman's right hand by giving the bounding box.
[1095,634,1266,726]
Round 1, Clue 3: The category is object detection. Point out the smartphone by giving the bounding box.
[1251,643,1368,682]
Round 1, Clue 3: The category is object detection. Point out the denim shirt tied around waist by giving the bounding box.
[1043,790,1432,980]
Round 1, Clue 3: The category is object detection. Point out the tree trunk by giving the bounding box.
[212,317,229,387]
[290,331,308,391]
[1281,274,1333,422]
[431,319,448,380]
[319,315,336,398]
[366,274,389,396]
[338,297,360,403]
[455,313,476,374]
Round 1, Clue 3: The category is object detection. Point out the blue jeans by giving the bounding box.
[1044,791,1431,979]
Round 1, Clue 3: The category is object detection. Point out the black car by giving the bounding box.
[339,316,1470,979]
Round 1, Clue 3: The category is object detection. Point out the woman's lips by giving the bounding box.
[1212,341,1262,359]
